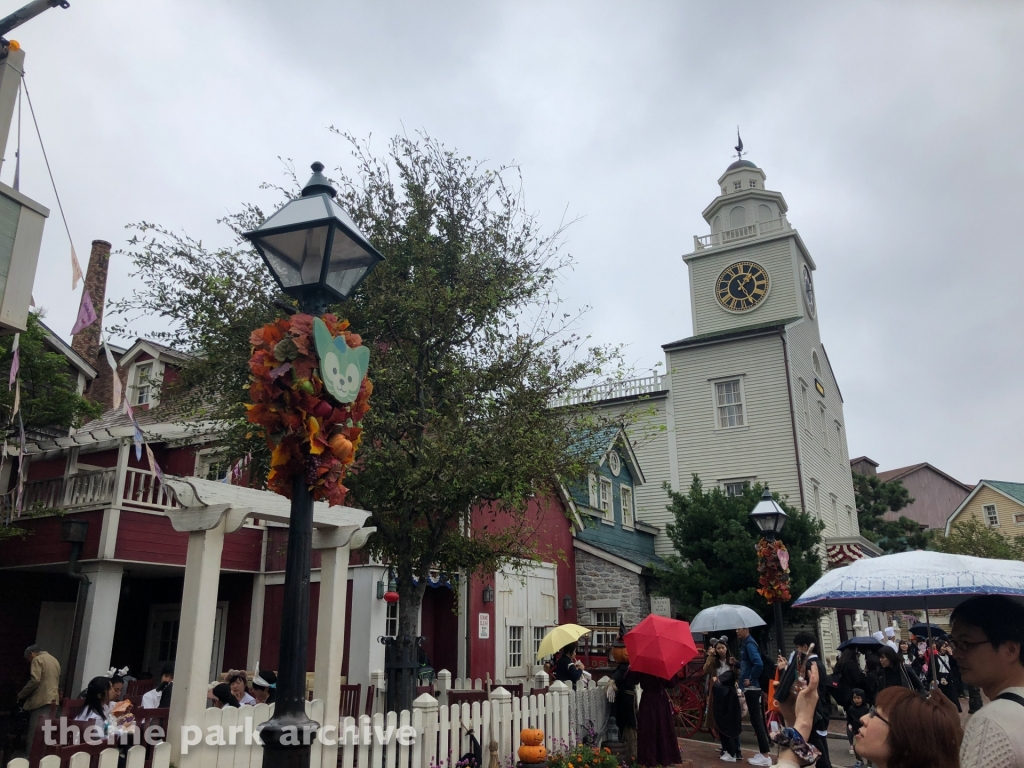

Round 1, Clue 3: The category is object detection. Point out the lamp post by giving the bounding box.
[749,486,788,658]
[243,162,383,768]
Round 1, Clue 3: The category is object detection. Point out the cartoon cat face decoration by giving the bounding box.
[313,317,370,404]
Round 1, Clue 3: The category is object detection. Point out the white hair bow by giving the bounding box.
[106,666,129,677]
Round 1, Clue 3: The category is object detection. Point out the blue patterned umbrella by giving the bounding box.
[794,550,1024,611]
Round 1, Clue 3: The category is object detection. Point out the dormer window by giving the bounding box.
[749,180,757,188]
[134,363,154,406]
[733,181,742,190]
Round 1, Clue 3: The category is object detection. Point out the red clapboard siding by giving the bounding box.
[115,512,263,571]
[115,512,189,565]
[222,528,263,571]
[26,456,67,482]
[266,528,321,571]
[0,510,103,567]
[260,582,321,672]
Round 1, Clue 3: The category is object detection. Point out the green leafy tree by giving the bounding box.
[110,131,623,709]
[0,312,101,434]
[657,477,825,626]
[852,471,926,553]
[931,518,1024,560]
[1,312,102,539]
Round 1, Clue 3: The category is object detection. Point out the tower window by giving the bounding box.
[813,351,822,378]
[801,383,810,429]
[749,180,757,188]
[715,379,745,428]
[757,204,772,222]
[729,206,746,228]
[819,403,829,449]
[812,481,821,520]
[733,181,742,190]
[712,215,722,233]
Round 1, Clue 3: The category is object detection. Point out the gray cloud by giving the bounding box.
[7,0,1023,483]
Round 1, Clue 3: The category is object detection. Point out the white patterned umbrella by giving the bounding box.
[689,604,766,633]
[794,550,1024,611]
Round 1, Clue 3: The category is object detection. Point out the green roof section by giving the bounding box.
[662,316,804,351]
[572,425,622,465]
[985,480,1024,505]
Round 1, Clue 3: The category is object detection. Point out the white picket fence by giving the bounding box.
[9,679,609,768]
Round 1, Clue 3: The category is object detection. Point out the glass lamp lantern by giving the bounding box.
[749,486,788,536]
[243,162,384,313]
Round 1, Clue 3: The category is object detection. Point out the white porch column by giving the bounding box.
[168,518,227,767]
[246,573,266,671]
[72,562,123,692]
[312,526,372,768]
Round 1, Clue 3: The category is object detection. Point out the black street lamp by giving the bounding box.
[750,486,788,657]
[243,163,384,768]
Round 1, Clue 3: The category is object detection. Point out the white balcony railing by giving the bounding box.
[556,374,666,406]
[693,215,791,251]
[0,466,178,516]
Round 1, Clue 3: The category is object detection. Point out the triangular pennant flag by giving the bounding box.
[8,332,19,390]
[11,378,19,419]
[15,412,26,517]
[127,406,143,461]
[145,443,164,486]
[71,245,84,290]
[102,337,122,409]
[71,289,97,335]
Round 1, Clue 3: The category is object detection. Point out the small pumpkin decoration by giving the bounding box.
[517,744,547,764]
[610,646,629,664]
[520,728,544,746]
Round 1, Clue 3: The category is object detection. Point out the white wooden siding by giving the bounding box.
[784,314,858,538]
[688,236,802,336]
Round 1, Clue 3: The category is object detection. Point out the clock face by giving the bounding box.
[802,265,816,318]
[715,261,770,312]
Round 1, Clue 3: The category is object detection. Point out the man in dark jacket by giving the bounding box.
[737,627,772,767]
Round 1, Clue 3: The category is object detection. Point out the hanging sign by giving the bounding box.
[478,612,490,640]
[313,317,369,404]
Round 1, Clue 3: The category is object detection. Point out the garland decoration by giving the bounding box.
[246,313,372,505]
[756,537,792,604]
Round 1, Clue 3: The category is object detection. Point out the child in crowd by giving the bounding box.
[846,687,870,768]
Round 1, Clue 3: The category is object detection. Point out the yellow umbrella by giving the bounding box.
[535,624,591,660]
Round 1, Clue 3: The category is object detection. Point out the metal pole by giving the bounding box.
[766,530,786,658]
[0,0,70,39]
[258,472,318,768]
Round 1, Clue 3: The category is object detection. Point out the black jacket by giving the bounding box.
[846,702,869,736]
[553,654,583,687]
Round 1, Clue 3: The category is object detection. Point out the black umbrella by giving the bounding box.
[837,636,884,651]
[909,623,947,639]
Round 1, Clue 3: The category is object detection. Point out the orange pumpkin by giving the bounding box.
[328,433,354,463]
[609,646,629,664]
[517,744,547,764]
[520,728,544,746]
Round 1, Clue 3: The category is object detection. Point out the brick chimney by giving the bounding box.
[71,240,112,368]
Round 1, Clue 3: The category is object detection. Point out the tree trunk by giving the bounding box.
[390,575,427,712]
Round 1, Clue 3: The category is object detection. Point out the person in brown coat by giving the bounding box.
[17,645,61,753]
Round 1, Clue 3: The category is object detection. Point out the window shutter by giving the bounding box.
[588,473,598,508]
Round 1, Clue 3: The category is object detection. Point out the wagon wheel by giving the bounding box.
[670,680,704,739]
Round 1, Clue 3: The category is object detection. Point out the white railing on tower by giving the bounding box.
[693,215,791,251]
[556,374,666,407]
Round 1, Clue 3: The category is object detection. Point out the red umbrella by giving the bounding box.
[624,614,699,680]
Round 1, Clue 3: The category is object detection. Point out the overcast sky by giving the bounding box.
[5,1,1023,484]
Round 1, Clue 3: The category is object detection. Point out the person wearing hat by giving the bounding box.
[884,627,899,651]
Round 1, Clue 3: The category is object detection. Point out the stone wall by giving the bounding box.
[575,549,650,628]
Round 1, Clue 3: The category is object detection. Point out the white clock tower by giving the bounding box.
[573,151,881,653]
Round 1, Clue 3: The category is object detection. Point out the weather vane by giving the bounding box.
[734,127,745,160]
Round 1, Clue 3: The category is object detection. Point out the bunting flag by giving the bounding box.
[125,401,143,461]
[71,288,97,335]
[102,336,122,409]
[8,332,19,390]
[11,378,19,419]
[71,244,84,290]
[144,443,164,486]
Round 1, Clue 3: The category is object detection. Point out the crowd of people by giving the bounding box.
[14,651,282,757]
[699,594,1024,768]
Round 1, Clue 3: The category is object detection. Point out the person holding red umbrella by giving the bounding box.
[624,615,697,767]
